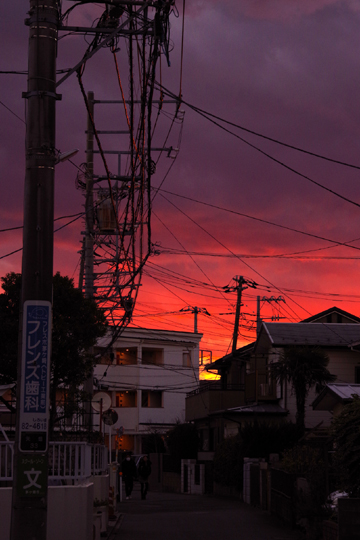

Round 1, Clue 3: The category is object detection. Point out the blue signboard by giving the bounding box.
[19,301,51,452]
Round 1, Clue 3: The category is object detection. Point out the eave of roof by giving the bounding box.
[205,342,255,371]
[312,383,360,411]
[209,402,288,416]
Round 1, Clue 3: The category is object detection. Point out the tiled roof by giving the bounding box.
[263,323,360,347]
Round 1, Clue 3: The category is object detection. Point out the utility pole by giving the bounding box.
[179,306,210,333]
[11,1,59,539]
[84,91,94,300]
[83,92,95,429]
[224,276,257,353]
[256,295,261,336]
[256,295,285,335]
[232,277,246,354]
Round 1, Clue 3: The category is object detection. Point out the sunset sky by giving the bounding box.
[2,1,360,372]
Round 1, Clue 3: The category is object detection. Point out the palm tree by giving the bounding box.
[270,346,336,433]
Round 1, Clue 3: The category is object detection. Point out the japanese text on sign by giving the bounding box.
[19,301,51,452]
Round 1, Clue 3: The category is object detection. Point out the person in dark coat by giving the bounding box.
[122,453,137,499]
[138,455,151,500]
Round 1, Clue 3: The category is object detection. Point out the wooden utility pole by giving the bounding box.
[11,1,59,538]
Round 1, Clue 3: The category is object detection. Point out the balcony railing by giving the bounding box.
[187,382,245,398]
[0,441,107,482]
[186,383,245,421]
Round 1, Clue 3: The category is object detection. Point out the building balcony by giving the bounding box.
[185,382,245,421]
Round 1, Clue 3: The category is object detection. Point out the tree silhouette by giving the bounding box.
[270,346,336,433]
[0,272,107,430]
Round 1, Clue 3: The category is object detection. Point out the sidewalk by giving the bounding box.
[106,490,305,540]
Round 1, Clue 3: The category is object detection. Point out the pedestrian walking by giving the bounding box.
[122,452,137,500]
[138,455,151,500]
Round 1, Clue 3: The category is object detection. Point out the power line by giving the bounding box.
[157,189,360,252]
[156,82,360,171]
[0,99,25,124]
[159,247,360,261]
[156,83,360,211]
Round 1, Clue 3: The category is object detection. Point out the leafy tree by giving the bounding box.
[166,422,199,460]
[282,444,329,533]
[142,430,166,454]
[0,272,107,426]
[331,395,360,497]
[270,346,336,433]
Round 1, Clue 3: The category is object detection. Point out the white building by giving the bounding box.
[93,327,202,454]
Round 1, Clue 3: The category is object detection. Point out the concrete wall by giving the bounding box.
[91,473,109,503]
[0,483,94,540]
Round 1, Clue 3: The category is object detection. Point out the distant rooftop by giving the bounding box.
[261,322,360,347]
[302,306,360,324]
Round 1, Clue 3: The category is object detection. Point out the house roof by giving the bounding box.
[312,383,360,411]
[205,342,254,372]
[97,326,203,348]
[222,402,288,416]
[301,306,360,324]
[259,322,360,348]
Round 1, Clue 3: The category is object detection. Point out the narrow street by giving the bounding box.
[108,490,305,540]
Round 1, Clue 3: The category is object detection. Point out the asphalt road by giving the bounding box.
[108,489,305,540]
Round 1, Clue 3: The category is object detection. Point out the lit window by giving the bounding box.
[116,391,137,407]
[116,347,137,365]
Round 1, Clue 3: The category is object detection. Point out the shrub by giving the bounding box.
[331,395,360,497]
[213,435,243,490]
[213,421,300,489]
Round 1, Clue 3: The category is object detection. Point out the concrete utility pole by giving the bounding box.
[224,276,257,353]
[256,295,285,335]
[179,306,210,333]
[231,276,246,354]
[11,1,59,539]
[83,91,95,429]
[84,91,95,300]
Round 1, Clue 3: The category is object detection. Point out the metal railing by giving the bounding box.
[186,382,245,397]
[0,441,107,481]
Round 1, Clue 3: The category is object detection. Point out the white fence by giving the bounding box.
[0,442,107,481]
